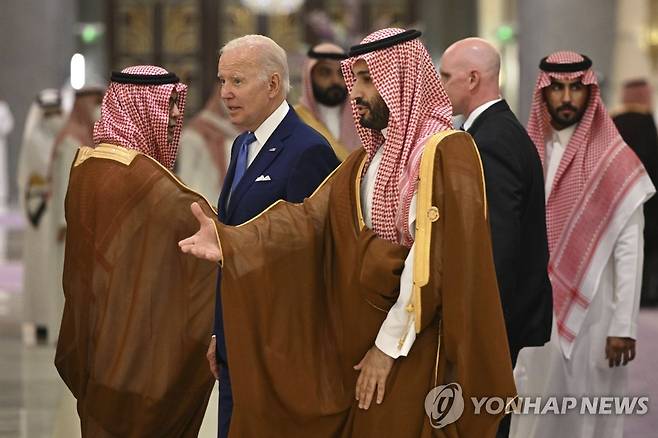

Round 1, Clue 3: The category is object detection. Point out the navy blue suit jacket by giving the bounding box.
[213,105,339,362]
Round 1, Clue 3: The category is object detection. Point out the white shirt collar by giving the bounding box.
[462,98,502,130]
[552,123,577,147]
[253,100,289,146]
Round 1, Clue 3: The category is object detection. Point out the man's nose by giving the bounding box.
[331,72,344,86]
[220,83,234,99]
[172,103,181,118]
[349,85,362,101]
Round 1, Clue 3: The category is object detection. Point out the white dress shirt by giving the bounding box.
[544,124,576,199]
[247,100,290,167]
[226,100,289,207]
[462,98,502,131]
[360,136,418,358]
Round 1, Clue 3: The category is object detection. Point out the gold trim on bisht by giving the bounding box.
[354,154,368,230]
[73,143,219,216]
[411,131,445,333]
[471,139,488,221]
[295,104,351,161]
[411,130,488,332]
[74,144,140,167]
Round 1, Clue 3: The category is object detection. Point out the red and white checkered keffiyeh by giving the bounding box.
[527,51,655,357]
[93,65,187,169]
[342,28,453,247]
[299,43,360,152]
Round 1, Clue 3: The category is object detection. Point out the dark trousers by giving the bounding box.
[217,363,232,438]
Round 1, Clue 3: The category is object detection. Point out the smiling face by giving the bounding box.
[543,77,590,130]
[218,48,276,132]
[349,59,389,131]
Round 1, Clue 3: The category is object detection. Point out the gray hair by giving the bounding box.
[220,35,291,95]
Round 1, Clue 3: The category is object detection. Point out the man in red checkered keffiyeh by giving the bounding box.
[93,65,187,169]
[294,43,360,161]
[513,52,655,438]
[180,28,516,437]
[56,66,218,437]
[342,27,453,247]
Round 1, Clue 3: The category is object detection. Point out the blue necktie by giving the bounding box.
[230,132,257,195]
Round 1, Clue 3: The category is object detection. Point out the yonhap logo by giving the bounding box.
[424,383,465,428]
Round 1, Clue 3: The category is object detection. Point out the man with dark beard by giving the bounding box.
[295,43,360,160]
[512,52,655,438]
[180,28,515,437]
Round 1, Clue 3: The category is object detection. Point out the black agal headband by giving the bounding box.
[307,48,348,61]
[348,29,422,57]
[539,55,592,73]
[110,71,180,85]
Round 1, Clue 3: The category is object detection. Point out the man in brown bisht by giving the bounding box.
[55,65,218,437]
[294,43,361,160]
[181,29,516,437]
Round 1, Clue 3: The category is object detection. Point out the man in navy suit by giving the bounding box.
[206,34,339,437]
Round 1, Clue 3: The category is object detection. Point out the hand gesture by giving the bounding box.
[207,336,219,380]
[178,202,222,263]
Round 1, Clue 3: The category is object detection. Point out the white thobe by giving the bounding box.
[360,143,418,358]
[17,107,65,337]
[511,127,644,438]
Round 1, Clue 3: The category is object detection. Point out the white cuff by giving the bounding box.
[375,317,416,359]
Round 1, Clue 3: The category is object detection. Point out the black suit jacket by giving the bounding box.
[467,100,552,355]
[613,111,658,248]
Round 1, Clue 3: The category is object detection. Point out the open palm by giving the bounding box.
[178,202,222,263]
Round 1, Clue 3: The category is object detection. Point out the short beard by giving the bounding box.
[547,102,587,130]
[312,83,347,107]
[356,96,389,131]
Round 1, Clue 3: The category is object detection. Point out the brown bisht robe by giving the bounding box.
[55,144,218,437]
[215,131,516,437]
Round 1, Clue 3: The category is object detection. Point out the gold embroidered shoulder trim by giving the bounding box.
[73,143,140,167]
[73,143,218,216]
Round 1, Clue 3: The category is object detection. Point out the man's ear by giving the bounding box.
[468,70,480,91]
[268,73,282,98]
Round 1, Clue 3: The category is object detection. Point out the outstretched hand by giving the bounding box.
[178,202,222,263]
